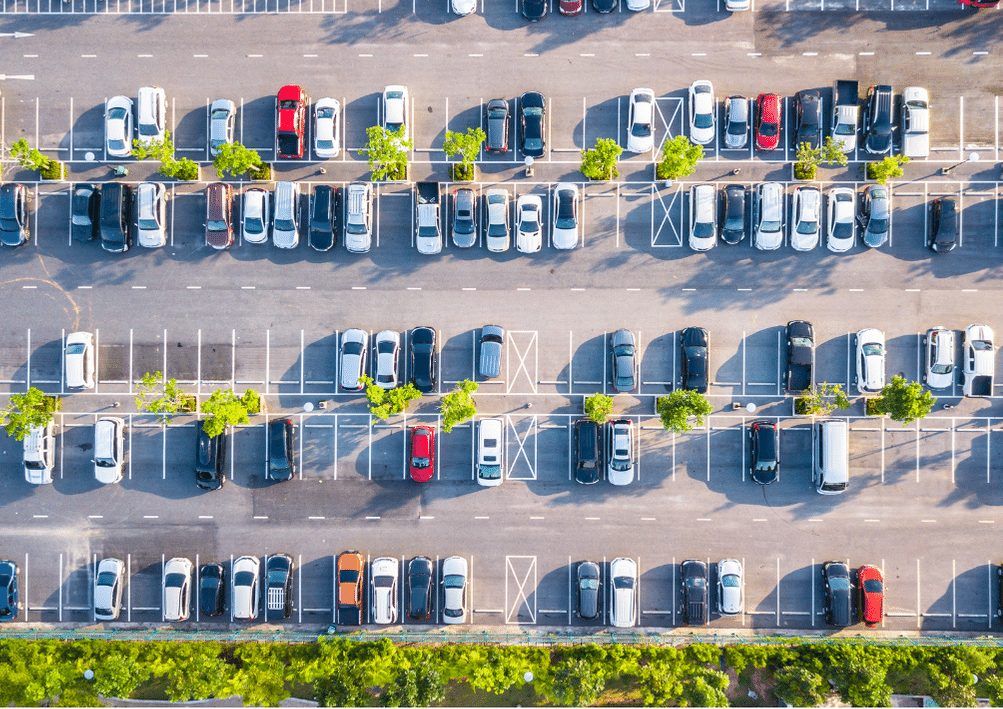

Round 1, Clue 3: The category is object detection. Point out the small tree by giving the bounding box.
[0,387,60,441]
[656,389,713,433]
[872,375,936,424]
[794,142,819,180]
[795,383,851,416]
[132,131,176,163]
[213,142,269,180]
[655,135,703,181]
[363,125,412,182]
[583,393,614,424]
[9,137,64,179]
[580,137,623,181]
[161,157,200,181]
[200,388,262,437]
[134,371,196,418]
[867,154,909,185]
[442,127,486,182]
[439,379,478,433]
[820,135,849,168]
[359,375,423,421]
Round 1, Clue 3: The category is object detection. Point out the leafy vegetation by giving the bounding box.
[656,389,713,432]
[134,371,197,418]
[363,125,412,181]
[200,388,262,437]
[213,142,269,180]
[439,379,478,432]
[359,375,423,420]
[583,392,614,424]
[580,137,624,181]
[872,375,936,424]
[0,387,60,441]
[655,135,703,180]
[443,127,486,182]
[794,383,851,416]
[8,138,64,180]
[867,154,910,184]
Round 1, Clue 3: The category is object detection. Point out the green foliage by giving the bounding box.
[820,135,849,167]
[580,137,623,181]
[656,389,713,432]
[241,388,262,415]
[924,646,993,708]
[773,664,829,706]
[92,650,150,698]
[200,387,260,437]
[1,387,60,441]
[872,374,936,424]
[213,141,267,179]
[794,141,819,180]
[157,642,230,702]
[360,375,423,420]
[583,392,614,424]
[443,127,485,182]
[549,656,606,706]
[9,138,63,178]
[161,156,200,181]
[134,371,196,418]
[655,135,703,180]
[131,131,175,162]
[439,379,478,433]
[795,382,852,416]
[364,125,412,181]
[383,658,445,707]
[867,154,910,184]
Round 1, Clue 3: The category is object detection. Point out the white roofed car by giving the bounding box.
[93,557,125,621]
[717,559,744,615]
[609,557,637,628]
[791,186,821,252]
[516,194,543,254]
[22,422,54,486]
[451,0,477,13]
[232,555,260,621]
[606,419,635,486]
[441,556,468,625]
[241,188,270,245]
[370,557,399,625]
[93,416,125,485]
[551,183,579,250]
[725,0,750,10]
[627,88,655,154]
[688,184,717,251]
[374,330,400,390]
[382,85,410,142]
[340,328,369,391]
[855,328,886,395]
[163,557,193,622]
[313,98,341,159]
[64,331,95,390]
[826,187,856,253]
[924,326,956,391]
[485,189,510,253]
[208,98,236,157]
[754,182,784,251]
[688,81,716,146]
[104,96,134,158]
[901,86,930,159]
[625,0,649,11]
[136,182,167,248]
[136,86,167,147]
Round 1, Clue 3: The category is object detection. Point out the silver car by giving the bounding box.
[208,99,236,157]
[104,95,134,159]
[373,330,400,390]
[135,182,167,248]
[241,188,270,245]
[862,185,890,248]
[484,189,510,253]
[754,182,784,250]
[723,96,749,149]
[717,558,744,615]
[93,558,125,621]
[340,328,369,391]
[924,326,955,391]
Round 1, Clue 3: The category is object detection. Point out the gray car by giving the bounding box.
[576,561,600,620]
[452,188,477,247]
[478,325,505,379]
[861,185,890,248]
[609,329,637,393]
[723,96,749,149]
[208,99,236,157]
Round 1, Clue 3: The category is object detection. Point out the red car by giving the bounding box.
[857,565,884,626]
[755,93,781,152]
[276,85,306,159]
[959,0,997,6]
[559,0,583,14]
[408,425,436,483]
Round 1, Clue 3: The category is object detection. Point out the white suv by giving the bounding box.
[136,86,167,147]
[609,557,637,628]
[688,184,716,251]
[607,419,635,486]
[136,182,167,248]
[370,557,399,625]
[924,326,955,391]
[93,416,125,484]
[345,183,373,253]
[232,556,260,621]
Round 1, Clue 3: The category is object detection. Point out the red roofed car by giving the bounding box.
[409,425,435,483]
[276,85,306,159]
[755,93,782,152]
[958,0,997,6]
[858,565,884,626]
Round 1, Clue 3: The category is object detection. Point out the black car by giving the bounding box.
[198,563,226,617]
[0,560,18,622]
[520,92,546,159]
[863,84,893,155]
[309,185,339,252]
[720,184,747,245]
[485,99,510,153]
[927,196,958,253]
[996,564,1003,621]
[267,418,298,482]
[410,326,438,393]
[576,561,600,620]
[407,556,433,621]
[592,0,617,11]
[785,320,815,393]
[794,89,823,149]
[195,421,227,491]
[100,182,133,253]
[679,327,709,393]
[520,0,548,20]
[681,560,708,626]
[71,184,101,242]
[573,419,601,485]
[0,183,30,247]
[822,561,854,627]
[748,420,779,485]
[265,554,294,619]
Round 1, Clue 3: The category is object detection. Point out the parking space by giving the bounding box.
[127,553,164,622]
[742,327,782,396]
[569,330,603,395]
[335,415,371,481]
[370,420,406,481]
[638,329,673,394]
[302,415,337,479]
[639,556,675,627]
[439,420,473,482]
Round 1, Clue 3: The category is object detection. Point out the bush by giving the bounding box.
[134,371,196,419]
[871,374,936,424]
[131,131,175,163]
[9,138,63,179]
[656,389,712,432]
[162,157,200,181]
[583,393,613,424]
[443,127,485,183]
[0,387,60,441]
[360,375,423,420]
[795,383,851,416]
[439,379,478,433]
[867,154,909,184]
[655,135,703,180]
[213,142,267,180]
[39,160,65,180]
[794,142,819,180]
[580,137,623,181]
[241,389,262,415]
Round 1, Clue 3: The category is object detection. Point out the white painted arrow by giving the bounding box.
[0,32,35,38]
[0,74,35,80]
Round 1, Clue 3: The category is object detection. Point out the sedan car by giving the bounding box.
[104,95,134,158]
[717,559,744,615]
[861,185,890,248]
[309,184,338,252]
[407,556,434,622]
[232,555,261,621]
[822,561,853,627]
[754,182,784,250]
[521,0,548,18]
[373,330,400,389]
[688,80,716,146]
[408,425,436,483]
[199,563,226,617]
[241,188,270,245]
[826,187,856,253]
[855,328,887,395]
[0,183,30,247]
[135,182,167,248]
[723,96,749,150]
[382,85,409,141]
[485,99,510,153]
[679,326,709,393]
[681,560,708,626]
[606,419,635,486]
[516,194,543,253]
[689,184,717,251]
[370,557,399,625]
[627,88,655,154]
[484,188,510,252]
[313,97,341,158]
[452,187,477,248]
[0,561,18,622]
[576,561,601,620]
[900,86,930,159]
[790,186,821,252]
[793,89,823,150]
[163,557,193,622]
[519,91,546,159]
[93,558,125,621]
[754,93,782,152]
[858,565,884,626]
[924,326,956,391]
[609,329,637,393]
[552,183,579,250]
[560,0,583,13]
[339,328,369,391]
[410,326,438,393]
[208,98,236,157]
[748,419,779,485]
[720,184,747,245]
[71,184,100,242]
[609,557,637,628]
[194,421,226,491]
[64,331,95,390]
[928,196,958,253]
[441,556,468,625]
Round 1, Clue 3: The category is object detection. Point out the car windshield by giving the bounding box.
[972,340,992,351]
[864,579,883,593]
[834,123,855,136]
[721,575,740,588]
[761,219,781,232]
[316,139,335,150]
[755,458,776,471]
[631,121,651,137]
[931,363,952,374]
[165,573,185,588]
[796,218,817,235]
[728,119,747,135]
[138,217,159,231]
[689,576,706,588]
[343,342,363,356]
[868,217,888,234]
[613,576,634,589]
[412,456,430,468]
[694,113,713,129]
[520,217,539,232]
[580,579,599,591]
[244,216,264,235]
[443,574,465,589]
[207,219,228,231]
[479,464,501,479]
[97,571,118,586]
[278,134,299,154]
[108,139,126,152]
[138,122,159,138]
[274,218,295,232]
[24,459,43,470]
[108,107,127,122]
[828,577,850,591]
[694,221,714,238]
[317,107,335,119]
[863,343,885,356]
[724,215,743,230]
[833,222,852,238]
[279,100,299,110]
[94,456,116,468]
[339,570,359,582]
[66,343,86,356]
[610,455,631,472]
[234,571,255,586]
[211,108,229,120]
[760,121,778,137]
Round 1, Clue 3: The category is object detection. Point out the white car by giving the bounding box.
[104,96,134,158]
[373,330,400,390]
[790,186,821,252]
[441,555,468,624]
[382,85,410,141]
[313,97,341,159]
[136,182,167,248]
[271,181,300,249]
[754,182,785,250]
[93,557,125,621]
[136,86,167,147]
[345,182,373,253]
[688,184,717,251]
[208,99,235,157]
[609,557,637,628]
[723,96,749,150]
[551,183,579,250]
[725,0,750,10]
[241,188,270,245]
[476,417,504,487]
[232,556,260,621]
[688,80,716,146]
[516,194,543,253]
[93,416,125,484]
[625,0,649,10]
[340,328,369,391]
[826,187,856,253]
[484,189,510,253]
[451,0,477,13]
[163,557,193,622]
[607,419,635,486]
[64,331,95,390]
[924,326,956,391]
[717,559,744,615]
[627,88,655,154]
[370,557,399,625]
[900,86,930,159]
[855,328,887,395]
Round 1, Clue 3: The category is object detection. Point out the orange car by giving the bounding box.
[336,551,364,625]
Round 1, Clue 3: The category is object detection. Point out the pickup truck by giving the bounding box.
[785,320,816,393]
[831,80,860,153]
[681,560,708,626]
[415,182,442,255]
[963,324,995,398]
[265,554,294,619]
[336,551,365,625]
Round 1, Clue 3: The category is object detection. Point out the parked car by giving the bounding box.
[689,184,717,251]
[205,182,234,250]
[441,556,468,624]
[476,417,504,487]
[719,184,747,245]
[194,421,226,491]
[723,96,749,149]
[232,555,260,621]
[71,184,100,242]
[484,189,510,252]
[515,194,543,253]
[340,328,369,391]
[863,84,893,155]
[0,561,18,622]
[93,416,125,484]
[136,86,167,147]
[861,185,890,248]
[135,182,167,248]
[793,89,823,149]
[99,183,133,253]
[754,182,784,250]
[754,93,782,151]
[552,183,579,250]
[163,557,193,622]
[822,561,853,627]
[855,328,886,394]
[927,196,958,253]
[627,88,655,153]
[748,419,780,485]
[609,557,637,628]
[826,187,855,253]
[520,0,548,20]
[785,320,815,393]
[559,0,582,14]
[241,188,270,245]
[0,183,30,247]
[900,86,930,159]
[313,97,341,158]
[592,0,617,11]
[64,331,95,390]
[276,84,306,159]
[336,552,365,625]
[93,558,125,621]
[478,325,505,379]
[23,422,54,485]
[679,326,709,393]
[407,556,434,621]
[104,95,134,158]
[574,419,602,485]
[609,329,637,393]
[344,182,373,253]
[371,557,399,625]
[681,560,708,625]
[519,92,546,158]
[271,181,300,249]
[208,98,236,157]
[577,561,601,620]
[717,559,744,615]
[267,417,298,482]
[265,554,294,619]
[923,326,956,390]
[410,326,438,393]
[790,186,821,251]
[383,85,410,141]
[485,99,510,153]
[963,324,995,398]
[373,330,400,389]
[688,80,716,146]
[309,185,338,252]
[606,419,635,486]
[452,187,477,248]
[451,0,476,13]
[199,563,226,617]
[858,565,884,626]
[408,425,436,483]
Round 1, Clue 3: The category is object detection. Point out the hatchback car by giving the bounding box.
[855,328,886,394]
[606,419,635,486]
[627,88,655,154]
[276,84,306,159]
[135,182,167,248]
[93,416,125,484]
[516,194,543,253]
[136,86,167,147]
[163,557,193,622]
[793,89,823,150]
[383,85,410,141]
[521,0,548,18]
[754,93,782,151]
[373,330,400,389]
[823,561,853,627]
[313,97,341,158]
[717,558,744,615]
[93,558,125,621]
[681,560,708,626]
[791,186,821,251]
[924,326,956,390]
[208,98,235,157]
[71,184,100,242]
[65,331,95,390]
[576,561,601,620]
[478,325,505,379]
[104,95,134,158]
[441,556,468,624]
[858,565,884,626]
[680,326,709,393]
[861,185,890,248]
[609,557,637,628]
[267,418,298,482]
[340,328,369,391]
[609,329,637,393]
[723,96,749,149]
[232,555,260,621]
[0,561,18,622]
[519,92,546,158]
[484,189,510,252]
[927,196,958,253]
[241,188,270,245]
[407,556,434,621]
[199,563,226,617]
[309,184,338,252]
[194,422,226,491]
[719,184,747,245]
[452,187,477,248]
[900,86,930,159]
[0,183,30,247]
[754,182,784,250]
[688,81,716,146]
[689,184,717,251]
[552,183,579,250]
[485,99,510,153]
[371,557,399,625]
[748,420,780,485]
[409,425,436,483]
[410,326,438,393]
[826,187,856,253]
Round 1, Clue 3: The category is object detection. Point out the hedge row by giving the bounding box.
[0,638,1001,707]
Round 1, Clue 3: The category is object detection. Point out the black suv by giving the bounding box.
[485,99,510,153]
[679,327,709,393]
[407,556,433,621]
[927,196,958,253]
[0,183,30,247]
[519,91,546,159]
[199,563,226,617]
[71,184,101,242]
[748,420,779,485]
[794,89,823,149]
[681,560,708,625]
[267,418,298,482]
[309,185,339,252]
[823,561,854,627]
[100,182,133,253]
[863,84,893,155]
[194,422,227,491]
[573,419,601,484]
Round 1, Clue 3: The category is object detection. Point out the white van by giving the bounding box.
[476,417,504,487]
[93,417,126,484]
[23,422,55,485]
[812,419,849,495]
